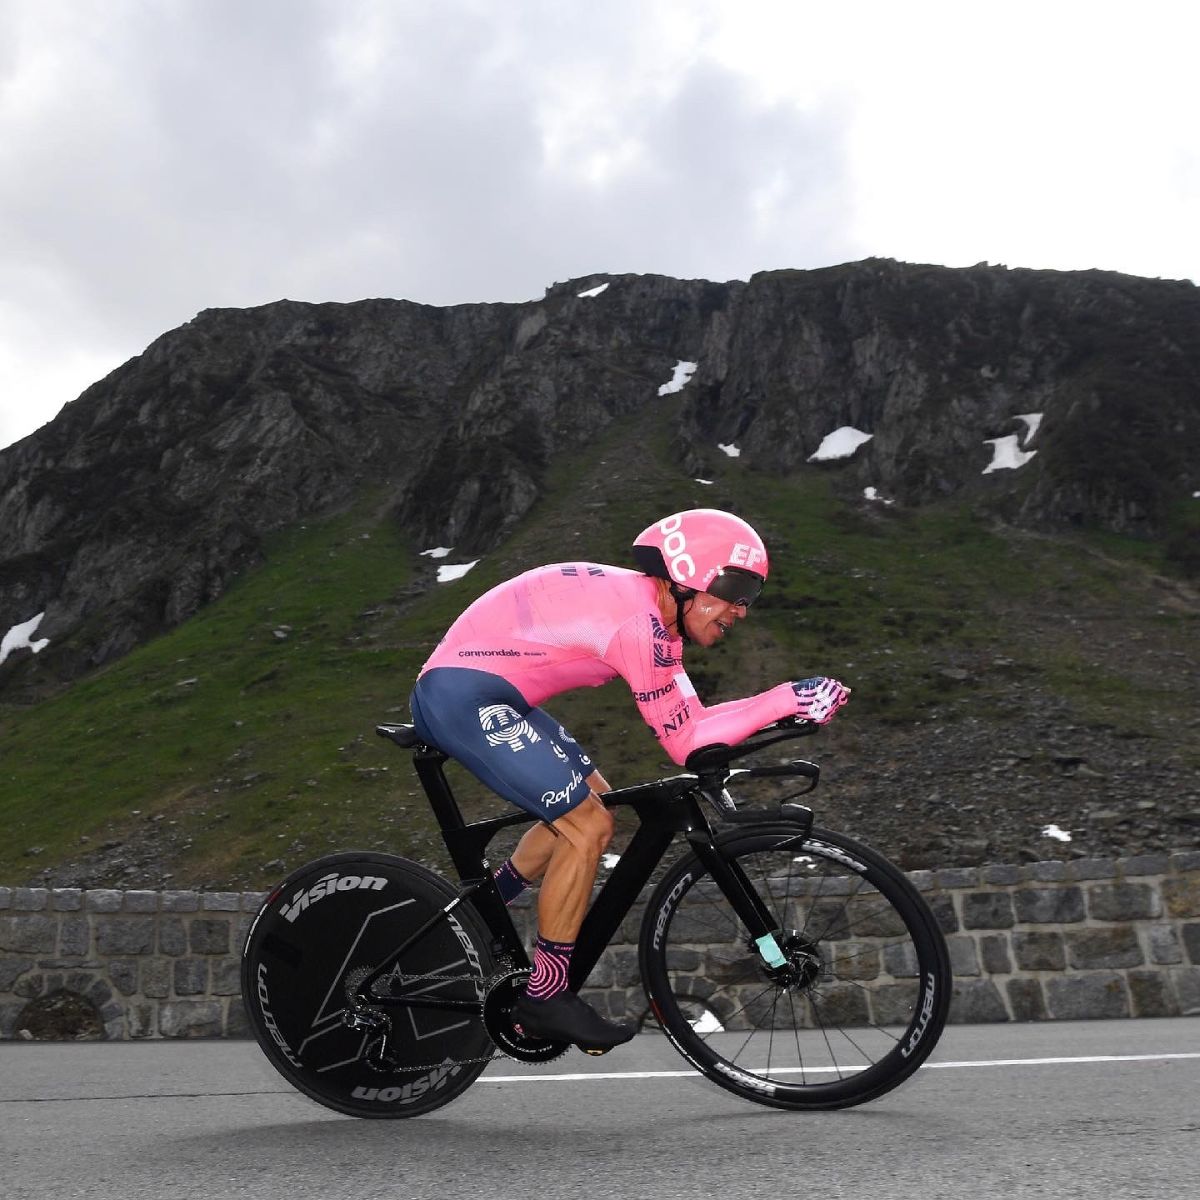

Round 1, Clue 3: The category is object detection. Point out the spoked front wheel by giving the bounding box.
[640,826,951,1110]
[242,852,496,1118]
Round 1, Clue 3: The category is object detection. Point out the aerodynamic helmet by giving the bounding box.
[632,508,768,607]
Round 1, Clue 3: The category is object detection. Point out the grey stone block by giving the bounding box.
[0,914,56,954]
[981,935,1012,975]
[241,892,270,911]
[123,891,159,913]
[95,917,156,956]
[1129,970,1178,1017]
[202,892,241,912]
[1118,854,1171,877]
[158,917,187,956]
[12,888,50,911]
[13,971,44,998]
[1030,861,1067,882]
[1067,859,1118,881]
[1088,883,1162,922]
[1163,877,1200,919]
[982,864,1023,885]
[1045,972,1130,1020]
[962,892,1015,929]
[1066,926,1143,970]
[906,870,935,892]
[935,868,980,890]
[1182,923,1200,965]
[86,978,114,1007]
[142,960,171,1000]
[58,916,91,957]
[1170,966,1200,1015]
[0,958,34,990]
[174,959,209,996]
[947,936,980,977]
[0,888,10,909]
[128,1003,157,1039]
[162,891,200,913]
[189,919,231,956]
[225,998,254,1038]
[1007,978,1047,1021]
[51,889,83,911]
[1169,852,1200,872]
[1014,887,1085,924]
[1148,924,1184,965]
[159,1000,223,1038]
[926,894,959,934]
[0,1000,27,1038]
[950,979,1008,1023]
[108,960,138,996]
[210,959,242,996]
[85,890,123,913]
[1013,932,1066,972]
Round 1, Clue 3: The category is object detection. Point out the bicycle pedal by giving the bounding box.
[580,1045,612,1056]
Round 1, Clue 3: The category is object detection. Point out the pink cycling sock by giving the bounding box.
[525,935,573,1001]
[493,858,532,905]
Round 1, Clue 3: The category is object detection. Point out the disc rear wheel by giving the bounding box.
[242,852,495,1118]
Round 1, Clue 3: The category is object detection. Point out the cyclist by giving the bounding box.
[408,508,850,1050]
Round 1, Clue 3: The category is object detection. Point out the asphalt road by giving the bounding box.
[2,1019,1198,1200]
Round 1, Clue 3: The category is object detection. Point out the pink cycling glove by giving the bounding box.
[791,677,851,724]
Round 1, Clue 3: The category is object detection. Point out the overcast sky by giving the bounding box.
[2,0,1197,450]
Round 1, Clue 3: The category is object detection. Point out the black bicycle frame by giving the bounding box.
[354,745,810,1013]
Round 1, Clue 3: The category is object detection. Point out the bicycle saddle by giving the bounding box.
[375,723,423,748]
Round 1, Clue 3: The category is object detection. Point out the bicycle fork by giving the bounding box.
[686,830,808,970]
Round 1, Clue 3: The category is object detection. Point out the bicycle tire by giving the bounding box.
[639,825,951,1110]
[242,851,495,1119]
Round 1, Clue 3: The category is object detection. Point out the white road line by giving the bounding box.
[480,1052,1200,1084]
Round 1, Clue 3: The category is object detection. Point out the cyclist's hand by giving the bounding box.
[791,677,851,724]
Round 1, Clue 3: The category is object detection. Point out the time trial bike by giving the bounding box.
[242,719,951,1117]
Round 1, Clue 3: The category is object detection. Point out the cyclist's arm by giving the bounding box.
[604,612,798,765]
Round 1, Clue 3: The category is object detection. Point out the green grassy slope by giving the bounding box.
[1,402,1195,886]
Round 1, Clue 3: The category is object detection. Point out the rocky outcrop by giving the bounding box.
[1,261,1197,689]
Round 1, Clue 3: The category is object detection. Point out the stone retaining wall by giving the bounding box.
[2,850,1199,1039]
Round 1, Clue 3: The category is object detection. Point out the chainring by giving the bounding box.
[482,970,570,1064]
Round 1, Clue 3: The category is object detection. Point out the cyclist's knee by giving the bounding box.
[554,794,613,858]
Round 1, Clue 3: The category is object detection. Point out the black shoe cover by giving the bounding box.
[513,991,637,1050]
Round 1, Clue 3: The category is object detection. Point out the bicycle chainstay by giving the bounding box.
[342,961,521,1074]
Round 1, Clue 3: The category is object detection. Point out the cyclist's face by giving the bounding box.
[685,592,748,647]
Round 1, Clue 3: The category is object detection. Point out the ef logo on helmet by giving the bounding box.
[729,542,766,571]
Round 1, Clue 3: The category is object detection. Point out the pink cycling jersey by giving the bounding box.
[419,563,799,764]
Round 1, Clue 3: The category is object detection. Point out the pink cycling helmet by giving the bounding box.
[632,509,769,607]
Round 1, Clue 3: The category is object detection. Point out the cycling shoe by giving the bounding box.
[512,991,637,1051]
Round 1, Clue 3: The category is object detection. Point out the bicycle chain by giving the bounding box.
[342,963,533,1074]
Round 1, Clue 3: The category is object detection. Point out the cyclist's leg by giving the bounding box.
[510,768,612,884]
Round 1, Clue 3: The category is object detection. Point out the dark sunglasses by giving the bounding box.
[705,566,765,608]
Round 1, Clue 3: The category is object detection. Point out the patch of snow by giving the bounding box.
[863,486,895,506]
[808,427,874,462]
[1193,491,1200,499]
[1,612,50,666]
[694,478,714,485]
[1014,411,1044,446]
[578,282,609,299]
[601,852,621,869]
[1041,823,1072,842]
[717,443,741,458]
[420,546,453,559]
[658,360,698,396]
[437,561,479,583]
[982,435,1038,474]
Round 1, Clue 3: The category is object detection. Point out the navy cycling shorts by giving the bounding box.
[409,667,596,822]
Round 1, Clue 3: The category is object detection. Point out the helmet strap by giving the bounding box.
[668,583,696,645]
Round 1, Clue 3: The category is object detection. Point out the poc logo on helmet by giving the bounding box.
[657,514,696,584]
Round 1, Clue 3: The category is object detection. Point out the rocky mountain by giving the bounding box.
[2,259,1198,693]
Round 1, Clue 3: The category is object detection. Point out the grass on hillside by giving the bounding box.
[1,408,1193,887]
